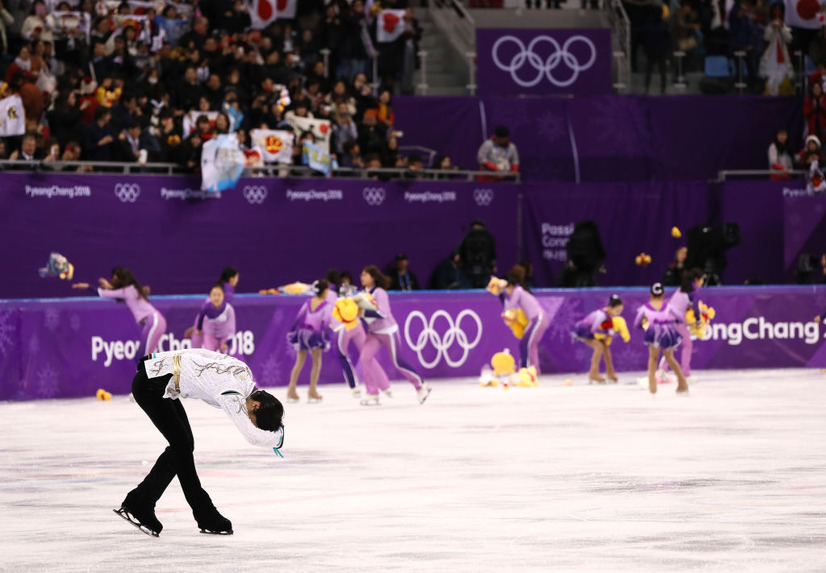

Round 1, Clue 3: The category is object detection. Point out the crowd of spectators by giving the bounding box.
[0,0,427,173]
[625,0,826,95]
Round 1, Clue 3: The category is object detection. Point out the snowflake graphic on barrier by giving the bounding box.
[28,334,39,354]
[70,314,81,332]
[44,308,60,332]
[0,310,16,357]
[589,98,650,156]
[574,345,588,364]
[258,352,285,387]
[613,340,647,372]
[545,298,585,344]
[537,111,566,143]
[37,362,59,399]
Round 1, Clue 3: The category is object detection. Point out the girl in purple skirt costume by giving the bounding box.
[634,282,689,395]
[286,280,333,403]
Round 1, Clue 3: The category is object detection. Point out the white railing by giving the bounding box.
[608,0,631,92]
[0,159,521,182]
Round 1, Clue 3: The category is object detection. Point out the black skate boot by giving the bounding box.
[114,492,163,537]
[197,509,233,535]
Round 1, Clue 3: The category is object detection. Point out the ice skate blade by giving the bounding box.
[200,528,234,535]
[113,508,159,538]
[676,390,690,397]
[381,389,393,398]
[307,397,323,403]
[360,396,380,406]
[286,396,300,403]
[417,385,432,405]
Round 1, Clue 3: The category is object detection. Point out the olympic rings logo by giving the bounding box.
[491,35,597,88]
[363,187,386,206]
[473,188,494,207]
[113,183,141,203]
[404,309,483,368]
[243,185,268,204]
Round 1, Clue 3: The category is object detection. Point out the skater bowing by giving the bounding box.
[115,348,285,537]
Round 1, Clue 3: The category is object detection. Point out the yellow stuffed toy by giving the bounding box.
[486,276,507,296]
[686,303,715,338]
[479,348,516,387]
[509,366,539,388]
[332,298,360,331]
[593,316,631,345]
[502,308,529,339]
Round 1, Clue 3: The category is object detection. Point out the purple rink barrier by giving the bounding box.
[475,28,612,96]
[393,95,803,182]
[0,173,519,299]
[3,286,826,401]
[783,193,826,281]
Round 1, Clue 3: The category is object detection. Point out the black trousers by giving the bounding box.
[126,365,216,522]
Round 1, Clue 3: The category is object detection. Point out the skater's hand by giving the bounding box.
[220,343,228,352]
[72,282,89,289]
[98,277,113,289]
[195,329,202,336]
[815,315,822,323]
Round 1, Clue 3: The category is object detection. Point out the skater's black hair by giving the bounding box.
[111,266,148,300]
[313,279,329,296]
[650,283,664,297]
[219,266,238,283]
[607,294,623,307]
[505,269,530,292]
[251,390,284,434]
[681,268,704,293]
[325,268,341,287]
[210,282,225,293]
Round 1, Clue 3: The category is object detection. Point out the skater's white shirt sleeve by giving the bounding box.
[218,392,284,448]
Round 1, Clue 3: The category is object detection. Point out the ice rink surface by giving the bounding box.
[3,369,826,573]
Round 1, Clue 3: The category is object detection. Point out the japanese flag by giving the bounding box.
[377,9,406,43]
[251,129,294,164]
[785,0,825,29]
[248,0,297,30]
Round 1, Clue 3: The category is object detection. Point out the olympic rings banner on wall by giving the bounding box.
[476,28,612,96]
[3,287,826,401]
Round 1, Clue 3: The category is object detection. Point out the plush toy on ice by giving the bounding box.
[479,349,539,388]
[39,252,74,280]
[479,348,516,387]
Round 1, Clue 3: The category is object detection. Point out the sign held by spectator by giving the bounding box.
[287,116,332,153]
[0,95,25,137]
[251,129,294,164]
[201,134,246,192]
[475,28,612,96]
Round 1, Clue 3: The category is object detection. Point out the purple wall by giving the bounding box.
[0,173,519,299]
[4,286,826,401]
[394,95,803,182]
[0,173,809,298]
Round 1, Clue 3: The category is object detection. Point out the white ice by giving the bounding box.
[3,369,826,572]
